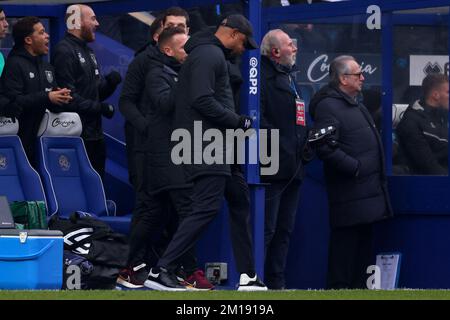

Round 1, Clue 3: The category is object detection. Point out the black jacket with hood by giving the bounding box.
[119,42,159,153]
[144,50,191,194]
[52,33,118,141]
[1,46,61,162]
[173,30,240,181]
[396,99,448,175]
[309,84,392,228]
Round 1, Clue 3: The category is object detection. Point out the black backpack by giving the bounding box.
[49,212,129,289]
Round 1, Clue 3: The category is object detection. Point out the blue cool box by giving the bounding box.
[0,229,63,289]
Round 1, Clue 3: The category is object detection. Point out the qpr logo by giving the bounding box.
[45,70,54,83]
[58,154,70,171]
[0,155,7,169]
[249,57,258,95]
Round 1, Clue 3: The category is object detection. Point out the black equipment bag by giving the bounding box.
[49,212,129,289]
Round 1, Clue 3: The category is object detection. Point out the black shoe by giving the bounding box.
[144,267,187,291]
[237,273,268,291]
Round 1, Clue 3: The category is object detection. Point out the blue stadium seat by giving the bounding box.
[0,135,47,205]
[37,136,131,234]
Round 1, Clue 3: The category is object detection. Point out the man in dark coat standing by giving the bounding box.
[259,29,310,289]
[119,7,190,189]
[309,55,392,289]
[52,4,122,178]
[145,14,267,291]
[117,8,191,288]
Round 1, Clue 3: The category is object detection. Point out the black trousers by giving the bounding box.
[157,176,227,271]
[264,179,302,289]
[128,187,197,272]
[84,138,106,179]
[327,223,374,289]
[224,165,255,274]
[158,172,256,275]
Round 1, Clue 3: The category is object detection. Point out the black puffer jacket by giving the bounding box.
[52,33,118,141]
[260,56,309,181]
[396,99,448,175]
[119,42,159,153]
[173,30,240,180]
[144,51,191,194]
[1,46,60,161]
[309,85,392,228]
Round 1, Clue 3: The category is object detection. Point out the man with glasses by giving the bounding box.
[309,55,392,289]
[260,29,311,289]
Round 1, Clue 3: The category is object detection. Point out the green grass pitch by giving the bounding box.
[1,289,450,300]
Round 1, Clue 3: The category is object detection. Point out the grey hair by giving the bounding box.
[260,29,283,57]
[329,55,355,87]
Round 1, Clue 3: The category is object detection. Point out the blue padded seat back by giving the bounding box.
[0,136,46,203]
[0,147,24,201]
[48,148,87,216]
[39,137,107,217]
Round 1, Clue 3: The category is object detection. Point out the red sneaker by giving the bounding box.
[184,269,215,291]
[117,263,148,289]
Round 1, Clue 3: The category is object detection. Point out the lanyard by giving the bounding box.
[289,75,300,99]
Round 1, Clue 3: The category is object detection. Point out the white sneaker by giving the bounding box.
[237,273,268,291]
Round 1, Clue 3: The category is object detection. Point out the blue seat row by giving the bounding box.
[0,134,131,234]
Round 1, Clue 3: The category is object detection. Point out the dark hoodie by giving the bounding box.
[119,43,160,153]
[396,99,448,175]
[309,84,392,228]
[173,30,240,180]
[1,46,59,164]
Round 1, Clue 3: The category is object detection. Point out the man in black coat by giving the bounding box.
[259,29,310,289]
[145,14,267,291]
[119,27,212,290]
[119,7,190,189]
[52,4,122,178]
[117,8,193,289]
[1,16,72,166]
[396,73,448,175]
[309,55,392,289]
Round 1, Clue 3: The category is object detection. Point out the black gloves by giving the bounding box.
[105,71,122,87]
[237,115,253,130]
[101,102,115,119]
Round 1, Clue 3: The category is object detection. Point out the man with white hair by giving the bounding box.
[52,4,122,178]
[260,29,311,289]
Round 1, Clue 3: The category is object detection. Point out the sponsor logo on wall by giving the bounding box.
[297,53,380,85]
[410,55,449,86]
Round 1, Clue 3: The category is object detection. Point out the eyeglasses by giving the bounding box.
[344,72,364,78]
